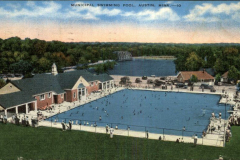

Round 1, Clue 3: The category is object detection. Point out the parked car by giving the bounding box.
[209,85,216,92]
[135,78,142,83]
[154,79,164,86]
[176,83,188,89]
[199,84,209,89]
[147,79,154,84]
[160,77,166,80]
[142,76,147,80]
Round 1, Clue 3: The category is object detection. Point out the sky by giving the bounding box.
[0,1,240,43]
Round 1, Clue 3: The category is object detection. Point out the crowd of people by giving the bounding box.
[0,113,38,127]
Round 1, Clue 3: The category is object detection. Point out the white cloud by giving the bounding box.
[184,2,240,22]
[0,1,62,18]
[122,8,180,21]
[0,1,122,20]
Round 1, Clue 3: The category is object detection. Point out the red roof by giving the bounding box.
[222,71,228,78]
[179,71,214,81]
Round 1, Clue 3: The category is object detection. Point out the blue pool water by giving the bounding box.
[47,89,229,137]
[108,59,176,76]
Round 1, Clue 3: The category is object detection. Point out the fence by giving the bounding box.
[37,116,226,147]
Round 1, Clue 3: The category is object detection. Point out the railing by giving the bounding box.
[39,117,225,147]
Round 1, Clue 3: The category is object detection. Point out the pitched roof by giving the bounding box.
[222,71,228,78]
[56,70,91,89]
[11,74,65,95]
[0,91,35,109]
[179,71,214,80]
[56,70,113,89]
[95,73,113,82]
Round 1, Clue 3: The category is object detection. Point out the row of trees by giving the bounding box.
[1,37,240,80]
[0,37,118,74]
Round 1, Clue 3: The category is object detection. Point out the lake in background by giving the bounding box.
[108,59,176,77]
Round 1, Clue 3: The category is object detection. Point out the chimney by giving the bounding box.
[203,69,205,73]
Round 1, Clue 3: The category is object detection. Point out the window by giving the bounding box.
[95,81,98,85]
[91,82,94,86]
[74,92,76,98]
[40,94,45,100]
[61,94,63,98]
[48,93,51,98]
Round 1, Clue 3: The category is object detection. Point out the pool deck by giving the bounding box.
[14,81,238,148]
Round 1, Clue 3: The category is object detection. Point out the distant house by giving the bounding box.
[0,63,114,117]
[113,51,132,61]
[221,71,228,83]
[177,70,215,84]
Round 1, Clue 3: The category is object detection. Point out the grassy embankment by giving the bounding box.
[0,123,240,159]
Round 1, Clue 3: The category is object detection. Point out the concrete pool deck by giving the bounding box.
[13,83,238,148]
[39,119,225,147]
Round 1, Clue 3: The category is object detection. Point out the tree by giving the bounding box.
[214,58,228,74]
[185,52,203,71]
[228,66,239,84]
[9,60,32,75]
[190,75,198,83]
[0,79,6,89]
[94,64,104,74]
[38,57,51,72]
[215,73,221,84]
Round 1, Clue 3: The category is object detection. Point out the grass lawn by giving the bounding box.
[0,123,240,160]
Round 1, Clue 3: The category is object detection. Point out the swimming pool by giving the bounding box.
[47,89,230,137]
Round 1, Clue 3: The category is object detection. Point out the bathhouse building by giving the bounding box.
[177,70,215,84]
[0,63,114,117]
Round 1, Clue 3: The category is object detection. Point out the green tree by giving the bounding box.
[38,57,51,72]
[190,75,198,83]
[0,79,6,89]
[214,58,228,74]
[95,64,104,74]
[9,60,32,75]
[185,52,203,71]
[228,66,239,84]
[215,73,221,83]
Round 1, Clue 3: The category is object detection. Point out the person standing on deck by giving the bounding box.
[3,115,7,124]
[194,134,198,146]
[106,124,109,133]
[61,121,65,131]
[69,120,72,131]
[110,127,114,138]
